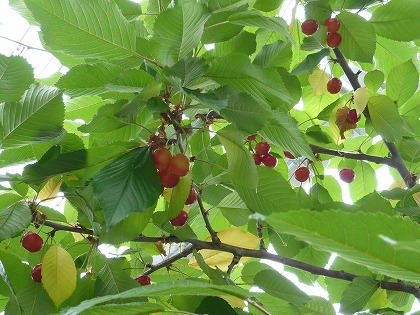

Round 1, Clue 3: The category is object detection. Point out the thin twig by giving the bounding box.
[246,298,272,315]
[43,220,94,235]
[256,220,266,251]
[142,245,194,276]
[196,193,220,244]
[226,255,241,277]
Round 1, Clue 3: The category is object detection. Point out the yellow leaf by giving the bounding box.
[38,177,62,202]
[189,228,260,271]
[353,87,369,114]
[42,245,77,307]
[308,70,329,96]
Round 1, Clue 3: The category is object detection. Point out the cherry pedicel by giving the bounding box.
[324,18,340,33]
[170,210,188,227]
[301,19,319,35]
[135,274,151,286]
[339,168,355,183]
[327,78,342,94]
[347,109,359,124]
[294,166,310,182]
[31,264,42,283]
[326,32,342,48]
[21,231,44,253]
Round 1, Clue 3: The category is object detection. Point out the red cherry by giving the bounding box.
[326,32,342,48]
[327,78,342,94]
[284,151,295,159]
[262,154,278,168]
[347,109,359,124]
[247,134,257,141]
[255,142,270,156]
[294,167,310,182]
[152,148,172,171]
[339,168,355,183]
[170,210,188,227]
[324,18,340,32]
[185,185,197,205]
[159,169,180,188]
[301,19,319,35]
[21,232,43,253]
[135,274,151,286]
[31,264,42,283]
[169,154,189,177]
[253,153,263,165]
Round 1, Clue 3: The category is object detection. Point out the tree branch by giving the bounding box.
[43,220,94,235]
[310,144,392,166]
[333,48,416,188]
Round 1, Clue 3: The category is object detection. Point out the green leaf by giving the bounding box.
[364,70,384,93]
[348,162,377,202]
[266,210,420,283]
[217,128,257,189]
[253,41,292,69]
[168,172,192,220]
[206,54,292,109]
[56,63,122,98]
[63,280,251,315]
[0,84,64,148]
[24,0,137,60]
[340,277,378,314]
[78,302,164,315]
[370,0,420,41]
[253,0,283,12]
[254,269,311,305]
[399,90,420,117]
[212,31,257,57]
[93,147,161,228]
[386,60,418,105]
[15,277,56,315]
[202,10,244,43]
[220,93,272,134]
[113,0,142,21]
[337,11,376,63]
[260,112,315,160]
[150,3,210,66]
[94,259,138,297]
[235,167,298,215]
[0,201,31,242]
[229,10,291,41]
[207,0,253,12]
[65,96,110,121]
[217,192,252,226]
[195,296,237,315]
[291,48,330,75]
[368,95,404,142]
[299,296,336,315]
[163,57,208,88]
[0,54,34,102]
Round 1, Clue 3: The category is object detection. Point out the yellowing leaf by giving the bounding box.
[42,245,77,307]
[38,177,62,202]
[353,87,369,114]
[308,70,329,96]
[189,228,260,271]
[335,106,357,140]
[413,192,420,207]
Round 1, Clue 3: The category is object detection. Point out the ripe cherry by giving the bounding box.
[294,167,310,182]
[253,153,263,165]
[301,19,319,35]
[31,264,42,283]
[324,18,340,33]
[284,151,295,159]
[185,185,197,205]
[339,168,355,183]
[152,148,172,171]
[327,78,342,94]
[262,154,278,168]
[159,169,180,188]
[347,109,359,124]
[21,232,43,253]
[326,32,342,48]
[247,134,257,141]
[135,274,151,286]
[169,154,189,177]
[255,142,270,156]
[170,210,189,227]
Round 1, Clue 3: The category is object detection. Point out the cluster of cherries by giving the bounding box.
[301,17,343,95]
[21,231,44,282]
[152,147,196,227]
[247,135,278,168]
